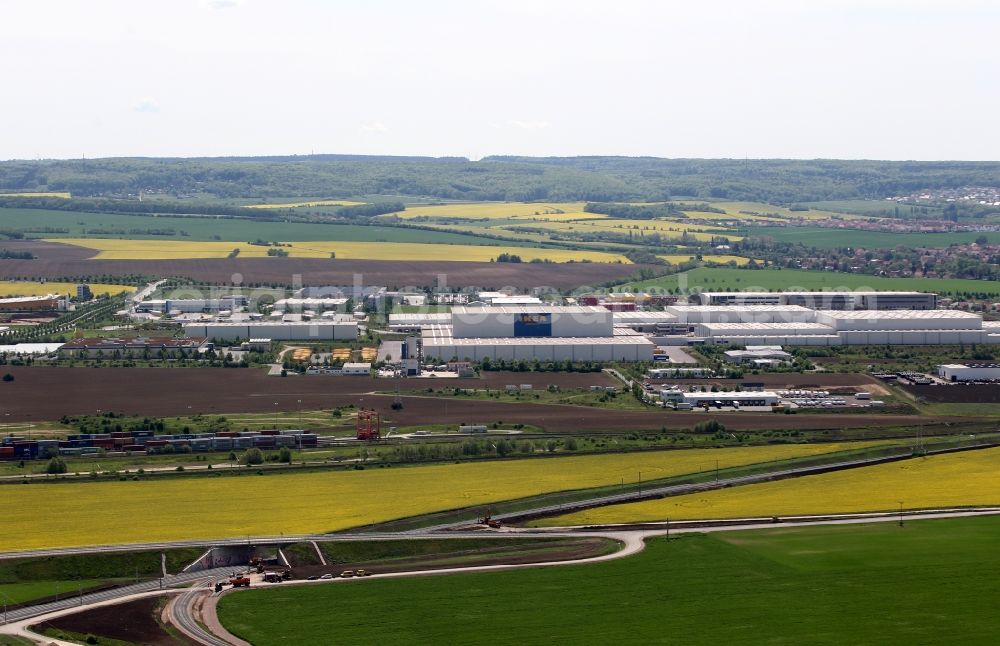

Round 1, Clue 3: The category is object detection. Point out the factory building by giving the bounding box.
[666,305,815,325]
[0,294,67,313]
[723,346,793,364]
[421,326,654,362]
[272,297,348,312]
[694,291,937,310]
[450,305,613,338]
[660,388,781,407]
[136,296,248,314]
[937,364,1000,382]
[183,321,358,341]
[419,305,653,362]
[59,336,207,359]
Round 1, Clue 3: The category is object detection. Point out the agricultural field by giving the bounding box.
[657,254,753,265]
[0,442,880,550]
[244,199,365,209]
[390,202,597,220]
[0,208,513,245]
[217,516,1000,645]
[52,238,629,263]
[0,280,133,297]
[707,200,864,221]
[537,446,1000,526]
[0,192,71,199]
[744,225,1000,249]
[617,266,1000,296]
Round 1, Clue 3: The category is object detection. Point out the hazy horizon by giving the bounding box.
[3,0,998,161]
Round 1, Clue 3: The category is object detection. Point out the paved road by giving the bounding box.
[169,585,240,646]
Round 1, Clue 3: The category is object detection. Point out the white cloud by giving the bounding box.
[133,99,160,114]
[509,120,550,130]
[360,121,389,133]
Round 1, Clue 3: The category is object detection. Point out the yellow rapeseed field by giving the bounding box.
[0,281,133,298]
[394,202,600,220]
[0,192,72,199]
[537,447,1000,527]
[657,255,754,266]
[0,443,881,550]
[244,199,364,209]
[54,238,629,263]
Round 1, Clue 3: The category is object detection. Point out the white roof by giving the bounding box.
[488,297,543,305]
[611,312,680,323]
[698,291,931,297]
[451,305,607,315]
[343,362,372,369]
[816,309,979,320]
[697,322,835,332]
[421,324,652,347]
[669,304,813,312]
[0,294,61,304]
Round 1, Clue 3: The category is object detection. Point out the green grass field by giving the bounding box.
[745,225,1000,249]
[0,207,524,246]
[619,266,1000,296]
[218,516,1000,645]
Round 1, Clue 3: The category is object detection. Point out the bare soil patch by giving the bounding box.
[0,366,951,432]
[42,594,194,646]
[0,253,650,290]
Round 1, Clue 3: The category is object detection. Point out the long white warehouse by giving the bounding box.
[421,325,654,362]
[184,321,358,341]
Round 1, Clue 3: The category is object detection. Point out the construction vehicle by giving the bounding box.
[356,409,381,441]
[478,509,502,529]
[229,576,251,588]
[263,572,284,583]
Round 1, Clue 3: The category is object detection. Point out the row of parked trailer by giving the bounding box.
[0,429,318,460]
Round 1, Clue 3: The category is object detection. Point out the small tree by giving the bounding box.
[278,446,292,464]
[241,448,265,465]
[46,456,67,474]
[1,373,13,382]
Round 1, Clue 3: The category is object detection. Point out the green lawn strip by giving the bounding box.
[0,579,108,605]
[218,515,1000,645]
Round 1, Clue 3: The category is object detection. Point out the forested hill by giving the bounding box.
[1,155,999,203]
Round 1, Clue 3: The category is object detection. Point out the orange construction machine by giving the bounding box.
[356,409,381,441]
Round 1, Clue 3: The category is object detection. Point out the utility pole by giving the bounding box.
[716,459,720,482]
[898,501,904,527]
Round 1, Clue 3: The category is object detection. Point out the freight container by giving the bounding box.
[216,432,239,438]
[261,430,280,436]
[232,437,255,449]
[80,447,100,455]
[0,447,14,458]
[280,430,305,435]
[59,447,82,456]
[212,438,233,450]
[254,437,276,448]
[123,445,146,452]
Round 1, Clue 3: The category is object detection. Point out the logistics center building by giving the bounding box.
[419,305,654,362]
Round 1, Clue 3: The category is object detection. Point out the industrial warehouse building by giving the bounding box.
[660,388,781,407]
[666,305,816,325]
[183,321,358,341]
[0,294,67,313]
[694,309,999,346]
[136,296,248,314]
[418,305,654,362]
[59,336,207,359]
[936,364,1000,382]
[694,291,937,310]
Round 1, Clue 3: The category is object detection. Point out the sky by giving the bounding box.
[1,0,998,161]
